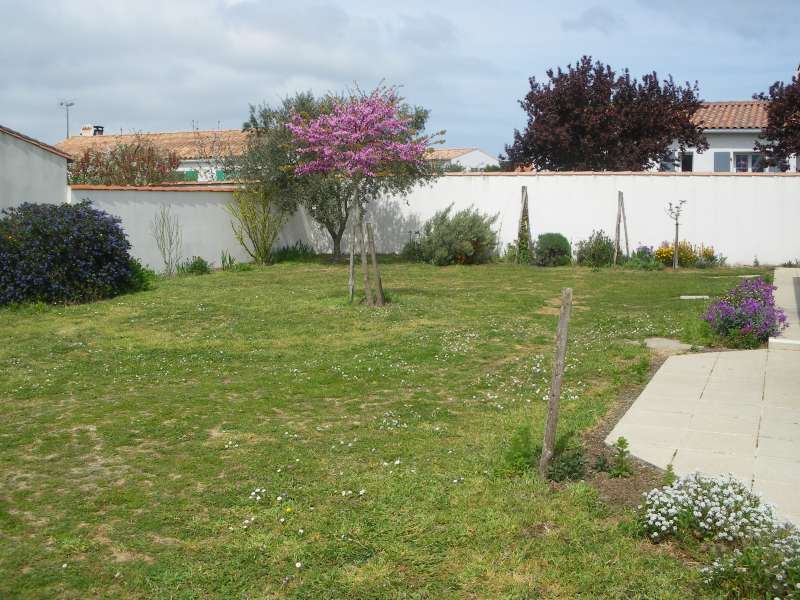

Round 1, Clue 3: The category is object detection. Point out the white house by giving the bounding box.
[426,147,499,171]
[0,124,71,209]
[668,101,798,173]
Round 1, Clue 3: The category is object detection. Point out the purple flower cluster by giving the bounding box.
[287,87,427,177]
[704,277,788,347]
[0,201,136,305]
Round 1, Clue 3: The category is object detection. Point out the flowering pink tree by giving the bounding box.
[289,87,439,306]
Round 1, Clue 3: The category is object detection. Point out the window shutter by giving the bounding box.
[215,169,226,181]
[713,152,730,172]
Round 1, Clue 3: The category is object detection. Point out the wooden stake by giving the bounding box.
[613,193,622,265]
[358,208,373,306]
[538,287,573,479]
[348,221,356,303]
[366,222,384,307]
[620,191,630,258]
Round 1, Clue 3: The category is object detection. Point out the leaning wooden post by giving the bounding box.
[613,193,622,265]
[366,222,385,307]
[357,208,374,307]
[620,191,630,258]
[538,287,573,478]
[348,222,356,303]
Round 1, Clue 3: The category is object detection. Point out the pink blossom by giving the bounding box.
[288,88,428,177]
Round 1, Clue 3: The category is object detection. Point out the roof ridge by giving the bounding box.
[0,124,72,160]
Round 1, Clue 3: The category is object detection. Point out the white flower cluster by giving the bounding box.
[700,525,800,597]
[641,472,776,543]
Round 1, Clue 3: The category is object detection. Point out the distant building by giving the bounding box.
[1,124,70,209]
[57,127,247,182]
[667,100,798,173]
[426,147,500,171]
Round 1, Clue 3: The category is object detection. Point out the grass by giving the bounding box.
[0,262,767,598]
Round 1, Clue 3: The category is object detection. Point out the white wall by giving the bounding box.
[70,187,315,271]
[390,173,800,265]
[0,132,69,209]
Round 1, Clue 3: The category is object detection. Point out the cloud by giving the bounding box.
[561,5,624,34]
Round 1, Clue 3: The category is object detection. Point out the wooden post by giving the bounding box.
[538,287,573,478]
[358,208,373,306]
[348,221,356,303]
[620,191,630,258]
[613,193,622,265]
[517,186,531,264]
[366,222,384,307]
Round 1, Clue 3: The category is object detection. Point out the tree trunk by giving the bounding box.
[673,220,679,269]
[366,222,384,306]
[357,206,373,307]
[331,231,343,261]
[539,287,573,479]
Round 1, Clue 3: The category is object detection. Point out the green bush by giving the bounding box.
[575,230,614,267]
[400,239,424,262]
[626,245,663,271]
[177,256,212,276]
[126,258,157,292]
[272,241,317,263]
[415,205,498,266]
[220,251,253,272]
[533,233,571,266]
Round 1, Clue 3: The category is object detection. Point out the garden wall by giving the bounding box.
[69,185,315,270]
[69,172,800,269]
[389,172,800,265]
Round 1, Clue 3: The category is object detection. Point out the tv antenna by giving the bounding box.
[58,99,75,138]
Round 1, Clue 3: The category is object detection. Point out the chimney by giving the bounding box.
[80,124,105,136]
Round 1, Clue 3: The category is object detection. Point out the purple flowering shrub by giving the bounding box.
[0,201,143,305]
[704,277,788,348]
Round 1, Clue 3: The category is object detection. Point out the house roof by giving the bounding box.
[56,129,248,160]
[426,147,481,161]
[1,124,72,160]
[693,101,768,130]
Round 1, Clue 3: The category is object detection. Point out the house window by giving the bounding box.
[734,153,765,173]
[734,154,749,172]
[215,169,227,181]
[680,153,693,172]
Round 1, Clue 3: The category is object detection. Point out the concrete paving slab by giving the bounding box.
[608,276,800,524]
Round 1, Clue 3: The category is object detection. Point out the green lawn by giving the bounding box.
[0,262,766,599]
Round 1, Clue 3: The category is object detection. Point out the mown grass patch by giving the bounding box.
[0,262,766,598]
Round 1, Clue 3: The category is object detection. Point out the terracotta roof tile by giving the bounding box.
[56,129,248,160]
[426,147,479,160]
[693,101,768,130]
[1,124,72,160]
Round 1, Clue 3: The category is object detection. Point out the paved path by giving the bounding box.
[608,270,800,524]
[770,267,800,350]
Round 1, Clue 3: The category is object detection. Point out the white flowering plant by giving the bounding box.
[701,525,800,598]
[640,472,775,543]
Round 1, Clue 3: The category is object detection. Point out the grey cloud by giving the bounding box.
[561,5,624,34]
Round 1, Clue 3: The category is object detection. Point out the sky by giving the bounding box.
[1,0,798,156]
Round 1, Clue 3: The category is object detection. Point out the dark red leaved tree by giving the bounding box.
[754,68,800,170]
[68,135,181,185]
[502,56,708,171]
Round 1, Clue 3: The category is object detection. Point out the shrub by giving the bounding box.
[126,258,157,292]
[704,276,788,348]
[575,230,614,267]
[272,240,317,263]
[415,205,498,266]
[533,233,571,266]
[0,201,138,305]
[701,525,800,598]
[177,256,212,275]
[220,250,253,272]
[640,472,776,544]
[626,245,663,271]
[654,240,698,267]
[400,239,424,262]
